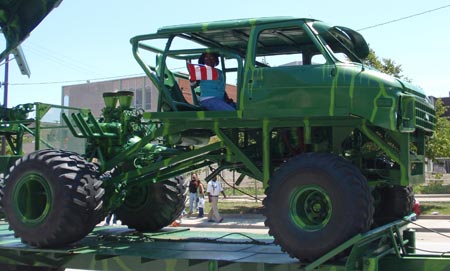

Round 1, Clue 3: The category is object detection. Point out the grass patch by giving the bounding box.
[419,202,450,215]
[224,186,265,197]
[216,200,263,214]
[196,200,263,215]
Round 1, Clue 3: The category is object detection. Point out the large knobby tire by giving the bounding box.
[116,176,187,231]
[1,149,104,247]
[263,153,374,261]
[372,185,414,226]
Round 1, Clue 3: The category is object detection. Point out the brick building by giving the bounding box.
[62,75,237,116]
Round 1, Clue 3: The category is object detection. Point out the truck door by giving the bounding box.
[242,23,336,118]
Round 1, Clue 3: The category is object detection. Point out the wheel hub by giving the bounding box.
[13,173,52,224]
[290,186,332,231]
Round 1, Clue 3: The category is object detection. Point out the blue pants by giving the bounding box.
[200,97,235,111]
[198,207,204,218]
[189,192,198,213]
[105,213,117,225]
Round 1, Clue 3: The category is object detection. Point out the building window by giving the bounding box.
[144,87,152,110]
[135,88,142,108]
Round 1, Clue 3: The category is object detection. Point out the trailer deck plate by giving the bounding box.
[0,223,305,270]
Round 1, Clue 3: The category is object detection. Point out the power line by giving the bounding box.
[5,4,450,87]
[8,73,145,86]
[0,56,17,67]
[357,4,450,31]
[8,65,189,86]
[22,44,105,77]
[22,42,109,78]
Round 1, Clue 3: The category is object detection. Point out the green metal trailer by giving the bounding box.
[0,215,449,271]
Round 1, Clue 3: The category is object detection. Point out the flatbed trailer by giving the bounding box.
[0,216,449,271]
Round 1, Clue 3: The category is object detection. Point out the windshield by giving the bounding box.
[309,21,368,64]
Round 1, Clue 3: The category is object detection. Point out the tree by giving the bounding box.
[425,99,450,160]
[365,47,410,81]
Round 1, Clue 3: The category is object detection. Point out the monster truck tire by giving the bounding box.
[372,185,414,226]
[263,152,374,261]
[116,176,187,231]
[1,149,104,247]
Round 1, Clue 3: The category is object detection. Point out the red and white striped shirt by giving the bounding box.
[187,63,219,81]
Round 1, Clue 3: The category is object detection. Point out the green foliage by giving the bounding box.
[365,47,409,81]
[432,172,444,179]
[0,141,13,155]
[0,134,34,156]
[426,99,450,160]
[414,180,450,194]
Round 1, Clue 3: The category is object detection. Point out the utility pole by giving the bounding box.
[1,54,9,155]
[3,54,9,107]
[1,46,30,155]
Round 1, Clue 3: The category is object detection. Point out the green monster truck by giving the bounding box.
[0,6,435,262]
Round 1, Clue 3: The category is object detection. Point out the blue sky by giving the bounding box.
[2,0,450,106]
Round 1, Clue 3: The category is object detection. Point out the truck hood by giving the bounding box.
[396,78,428,100]
[0,0,62,62]
[364,65,428,100]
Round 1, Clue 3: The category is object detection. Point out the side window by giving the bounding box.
[222,56,240,103]
[311,54,326,65]
[254,26,326,67]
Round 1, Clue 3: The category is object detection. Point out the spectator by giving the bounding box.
[105,212,117,226]
[188,174,199,216]
[206,178,226,222]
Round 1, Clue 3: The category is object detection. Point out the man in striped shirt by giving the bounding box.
[189,52,235,111]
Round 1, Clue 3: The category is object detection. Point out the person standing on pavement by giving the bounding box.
[207,178,226,222]
[188,174,199,216]
[104,212,117,226]
[197,179,205,218]
[197,195,205,218]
